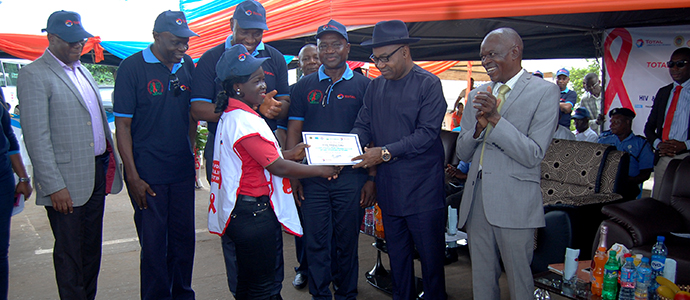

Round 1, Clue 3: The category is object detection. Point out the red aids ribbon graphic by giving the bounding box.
[282,177,292,194]
[209,193,216,213]
[604,28,634,114]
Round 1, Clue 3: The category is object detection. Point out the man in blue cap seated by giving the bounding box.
[598,108,654,200]
[556,67,578,130]
[113,10,199,300]
[572,107,598,142]
[18,10,123,300]
[351,20,448,300]
[189,1,290,298]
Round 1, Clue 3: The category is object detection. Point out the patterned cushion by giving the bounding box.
[541,139,617,205]
[600,151,625,194]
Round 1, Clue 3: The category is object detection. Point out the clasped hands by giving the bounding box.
[658,140,687,157]
[473,86,501,135]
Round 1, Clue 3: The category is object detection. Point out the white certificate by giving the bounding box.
[302,132,363,165]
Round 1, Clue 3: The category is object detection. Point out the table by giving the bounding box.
[533,260,601,300]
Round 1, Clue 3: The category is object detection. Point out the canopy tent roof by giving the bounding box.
[185,0,690,62]
[1,0,688,66]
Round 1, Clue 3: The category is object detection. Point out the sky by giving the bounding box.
[0,0,593,72]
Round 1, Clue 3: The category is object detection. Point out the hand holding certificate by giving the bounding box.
[302,132,363,165]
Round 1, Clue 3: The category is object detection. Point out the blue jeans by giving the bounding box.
[224,195,280,300]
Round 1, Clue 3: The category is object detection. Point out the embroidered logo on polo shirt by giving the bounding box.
[307,90,323,104]
[147,79,163,96]
[337,94,356,99]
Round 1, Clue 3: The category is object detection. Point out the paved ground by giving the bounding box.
[11,168,650,299]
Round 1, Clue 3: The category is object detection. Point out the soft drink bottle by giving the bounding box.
[619,256,636,300]
[602,250,620,300]
[635,257,652,300]
[591,246,607,296]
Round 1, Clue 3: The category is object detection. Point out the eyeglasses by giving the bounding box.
[667,60,688,68]
[369,45,405,64]
[317,42,344,51]
[53,34,88,47]
[169,73,187,96]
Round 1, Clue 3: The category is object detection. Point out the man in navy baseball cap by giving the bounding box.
[42,10,93,43]
[315,19,348,41]
[154,10,199,38]
[233,0,269,31]
[556,67,578,129]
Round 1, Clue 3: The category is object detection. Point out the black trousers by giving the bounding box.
[224,194,280,300]
[46,154,107,300]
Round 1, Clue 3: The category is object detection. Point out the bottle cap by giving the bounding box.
[657,236,665,242]
[641,257,649,263]
[626,257,633,262]
[598,246,606,251]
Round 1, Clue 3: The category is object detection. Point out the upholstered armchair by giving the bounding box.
[531,139,630,273]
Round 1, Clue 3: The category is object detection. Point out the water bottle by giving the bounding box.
[619,257,636,300]
[602,250,620,300]
[635,257,652,300]
[651,236,668,277]
[650,236,668,300]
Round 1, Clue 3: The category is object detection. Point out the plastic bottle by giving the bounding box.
[635,257,652,300]
[650,236,668,300]
[592,246,607,296]
[651,236,668,278]
[619,256,636,300]
[602,250,620,300]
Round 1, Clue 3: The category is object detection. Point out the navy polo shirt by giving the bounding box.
[559,87,578,127]
[351,65,447,216]
[113,45,195,184]
[289,66,370,133]
[190,36,290,133]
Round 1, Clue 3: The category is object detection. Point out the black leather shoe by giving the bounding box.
[444,247,458,265]
[292,273,307,289]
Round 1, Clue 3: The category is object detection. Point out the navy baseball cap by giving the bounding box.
[533,70,544,78]
[572,107,591,119]
[154,11,199,38]
[316,20,348,42]
[556,68,570,77]
[42,11,93,43]
[609,107,636,119]
[233,0,268,30]
[216,44,270,83]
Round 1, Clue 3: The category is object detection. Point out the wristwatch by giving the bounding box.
[18,177,30,183]
[381,146,391,162]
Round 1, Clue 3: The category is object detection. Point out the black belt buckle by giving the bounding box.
[239,195,258,202]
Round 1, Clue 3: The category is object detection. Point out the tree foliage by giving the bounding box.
[569,59,601,102]
[84,64,117,85]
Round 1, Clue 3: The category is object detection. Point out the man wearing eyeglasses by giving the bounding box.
[644,47,690,197]
[113,10,199,300]
[351,20,448,300]
[286,20,373,300]
[189,1,290,298]
[18,10,123,299]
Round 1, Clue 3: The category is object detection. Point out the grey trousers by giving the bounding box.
[466,176,536,300]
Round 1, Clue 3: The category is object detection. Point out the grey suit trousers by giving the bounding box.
[467,175,536,300]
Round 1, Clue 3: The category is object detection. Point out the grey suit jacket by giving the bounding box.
[455,71,559,229]
[18,50,123,207]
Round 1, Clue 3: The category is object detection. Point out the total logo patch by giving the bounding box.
[337,94,356,99]
[238,53,247,61]
[64,20,79,27]
[175,18,186,26]
[307,90,323,104]
[147,79,163,96]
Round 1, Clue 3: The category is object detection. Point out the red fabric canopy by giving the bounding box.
[0,33,104,62]
[186,0,689,60]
